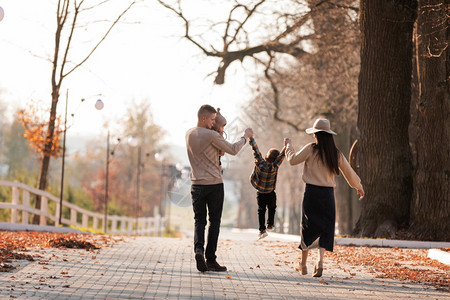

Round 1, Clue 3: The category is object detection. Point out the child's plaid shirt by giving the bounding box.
[249,137,285,193]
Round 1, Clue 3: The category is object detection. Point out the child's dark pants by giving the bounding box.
[257,190,277,232]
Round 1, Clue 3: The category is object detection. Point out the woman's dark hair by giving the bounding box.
[312,131,340,175]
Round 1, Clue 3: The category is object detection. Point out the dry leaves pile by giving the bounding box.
[329,245,449,292]
[0,231,123,272]
[262,241,449,292]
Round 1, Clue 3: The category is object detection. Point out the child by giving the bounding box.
[212,108,227,172]
[212,108,227,137]
[249,136,286,240]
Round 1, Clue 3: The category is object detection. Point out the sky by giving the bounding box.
[0,0,252,154]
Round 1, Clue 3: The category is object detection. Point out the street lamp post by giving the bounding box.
[104,131,110,233]
[155,153,169,234]
[128,136,141,235]
[104,133,125,233]
[58,90,103,226]
[154,152,164,218]
[136,145,142,234]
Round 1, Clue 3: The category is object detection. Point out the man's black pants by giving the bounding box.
[191,183,224,262]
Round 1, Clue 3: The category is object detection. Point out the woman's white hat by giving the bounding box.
[305,118,337,135]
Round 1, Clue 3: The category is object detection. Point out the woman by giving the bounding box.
[285,118,364,277]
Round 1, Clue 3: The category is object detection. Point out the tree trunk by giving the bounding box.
[334,125,354,235]
[410,0,449,241]
[288,183,301,235]
[354,1,417,238]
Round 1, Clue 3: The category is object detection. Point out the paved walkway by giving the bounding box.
[0,229,447,299]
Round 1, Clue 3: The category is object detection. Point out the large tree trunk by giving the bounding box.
[409,0,449,241]
[354,1,417,238]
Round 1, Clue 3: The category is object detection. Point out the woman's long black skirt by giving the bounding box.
[299,184,336,252]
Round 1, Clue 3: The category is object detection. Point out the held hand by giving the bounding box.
[245,128,253,138]
[357,188,365,201]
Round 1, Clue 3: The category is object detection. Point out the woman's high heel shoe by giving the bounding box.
[294,260,308,275]
[312,262,323,277]
[301,265,307,275]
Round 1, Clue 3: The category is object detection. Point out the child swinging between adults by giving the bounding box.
[285,118,364,278]
[186,104,253,272]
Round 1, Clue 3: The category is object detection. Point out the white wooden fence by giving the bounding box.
[0,180,165,236]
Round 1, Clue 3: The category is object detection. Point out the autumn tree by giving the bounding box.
[409,1,449,240]
[118,100,165,218]
[32,0,138,224]
[80,100,164,219]
[18,100,63,160]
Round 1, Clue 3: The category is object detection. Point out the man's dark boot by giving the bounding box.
[206,260,227,272]
[195,253,208,272]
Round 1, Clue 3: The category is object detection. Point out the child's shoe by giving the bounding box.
[258,230,268,240]
[266,225,274,231]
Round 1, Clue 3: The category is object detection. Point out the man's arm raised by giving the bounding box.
[211,128,253,155]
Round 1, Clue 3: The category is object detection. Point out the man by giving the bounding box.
[186,104,252,272]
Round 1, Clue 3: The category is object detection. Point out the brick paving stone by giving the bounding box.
[0,229,448,299]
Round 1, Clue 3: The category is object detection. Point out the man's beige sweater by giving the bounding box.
[186,127,246,185]
[286,142,363,191]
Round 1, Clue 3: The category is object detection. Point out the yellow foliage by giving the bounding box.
[17,100,63,158]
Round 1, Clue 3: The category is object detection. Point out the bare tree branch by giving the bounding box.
[157,0,218,57]
[226,1,266,48]
[52,0,70,94]
[263,55,301,131]
[81,0,111,12]
[317,0,359,12]
[59,0,82,86]
[158,0,321,84]
[64,0,138,77]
